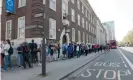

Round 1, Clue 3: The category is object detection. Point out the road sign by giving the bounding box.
[6,0,15,13]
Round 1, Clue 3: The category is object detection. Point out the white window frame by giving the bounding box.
[49,0,56,11]
[86,34,88,43]
[72,28,75,42]
[6,20,12,40]
[18,0,26,8]
[82,4,84,14]
[71,0,74,4]
[78,14,80,26]
[83,32,85,43]
[78,30,81,42]
[62,0,68,20]
[18,16,25,39]
[86,10,88,17]
[82,18,84,28]
[77,0,80,10]
[71,8,75,22]
[86,21,88,30]
[89,24,91,32]
[49,18,56,39]
[43,0,46,4]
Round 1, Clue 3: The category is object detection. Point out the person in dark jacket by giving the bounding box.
[17,44,23,67]
[29,40,38,63]
[67,44,73,59]
[22,42,32,68]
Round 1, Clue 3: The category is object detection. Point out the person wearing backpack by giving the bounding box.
[6,39,13,69]
[22,42,32,68]
[3,40,10,70]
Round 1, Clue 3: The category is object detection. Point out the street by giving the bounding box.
[63,48,133,80]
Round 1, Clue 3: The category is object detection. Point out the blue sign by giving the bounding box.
[6,0,15,13]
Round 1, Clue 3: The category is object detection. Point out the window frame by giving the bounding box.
[78,14,80,26]
[18,0,26,8]
[49,0,56,11]
[6,20,12,40]
[71,8,75,22]
[49,18,56,39]
[72,28,75,41]
[17,16,25,39]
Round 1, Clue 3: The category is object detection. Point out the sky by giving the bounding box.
[88,0,133,41]
[0,0,133,41]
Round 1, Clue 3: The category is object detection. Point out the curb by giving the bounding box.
[59,52,104,80]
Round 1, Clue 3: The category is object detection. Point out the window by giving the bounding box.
[83,32,85,43]
[77,0,80,10]
[78,30,81,42]
[88,13,90,21]
[86,10,88,17]
[43,0,45,4]
[82,5,84,14]
[49,0,56,11]
[82,18,84,28]
[78,14,80,26]
[86,34,88,43]
[71,0,74,4]
[49,18,56,39]
[6,20,12,39]
[18,0,26,8]
[72,28,75,41]
[71,8,75,22]
[89,24,91,32]
[86,21,88,30]
[18,16,25,38]
[62,0,68,20]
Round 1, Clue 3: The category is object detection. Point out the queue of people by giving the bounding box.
[0,39,110,71]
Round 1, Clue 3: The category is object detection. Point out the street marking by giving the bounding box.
[104,70,116,79]
[124,64,128,67]
[81,69,96,77]
[94,62,120,67]
[127,70,131,75]
[96,69,104,78]
[118,49,133,71]
[118,70,128,80]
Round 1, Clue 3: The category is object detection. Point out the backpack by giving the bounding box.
[8,46,13,55]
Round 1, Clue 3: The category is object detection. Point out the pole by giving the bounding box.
[42,1,47,76]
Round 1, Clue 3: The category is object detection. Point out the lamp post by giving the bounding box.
[41,1,48,76]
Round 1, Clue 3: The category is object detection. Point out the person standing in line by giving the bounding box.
[0,41,5,68]
[76,44,80,58]
[62,43,67,59]
[29,40,38,64]
[3,40,10,70]
[49,44,54,61]
[6,39,13,69]
[54,43,58,61]
[22,42,32,68]
[57,44,60,58]
[17,44,23,67]
[67,43,73,59]
[85,44,89,56]
[73,43,77,57]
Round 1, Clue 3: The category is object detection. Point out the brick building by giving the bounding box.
[1,0,98,46]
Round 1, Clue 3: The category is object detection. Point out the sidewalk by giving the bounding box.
[2,52,103,80]
[120,47,133,53]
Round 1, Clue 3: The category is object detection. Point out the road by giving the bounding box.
[63,48,133,80]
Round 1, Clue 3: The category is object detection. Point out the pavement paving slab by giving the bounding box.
[2,52,102,80]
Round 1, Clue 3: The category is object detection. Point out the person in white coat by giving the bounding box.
[3,40,10,70]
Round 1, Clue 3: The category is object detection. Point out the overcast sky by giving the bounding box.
[89,0,133,41]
